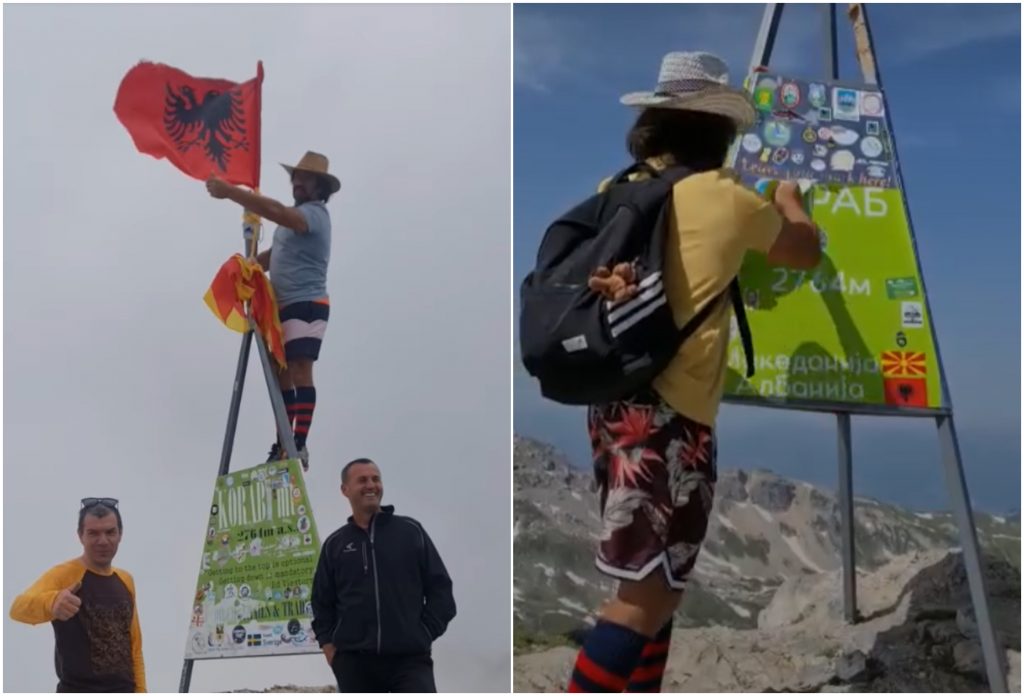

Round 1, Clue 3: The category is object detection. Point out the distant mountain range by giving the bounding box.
[513,434,1020,692]
[514,434,1018,635]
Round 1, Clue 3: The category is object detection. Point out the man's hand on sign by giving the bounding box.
[767,180,822,270]
[51,581,82,621]
[322,643,336,666]
[773,181,806,212]
[206,173,232,200]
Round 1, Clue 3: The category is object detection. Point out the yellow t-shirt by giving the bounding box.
[9,558,147,692]
[600,158,782,426]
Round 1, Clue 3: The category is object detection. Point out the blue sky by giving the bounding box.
[512,3,1021,514]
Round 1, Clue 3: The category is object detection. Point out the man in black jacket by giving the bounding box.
[312,458,456,692]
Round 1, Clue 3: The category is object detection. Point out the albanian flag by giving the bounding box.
[114,61,263,188]
[883,377,928,408]
[204,254,285,368]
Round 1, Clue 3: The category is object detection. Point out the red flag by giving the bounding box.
[114,61,263,188]
[204,254,285,368]
[883,377,928,408]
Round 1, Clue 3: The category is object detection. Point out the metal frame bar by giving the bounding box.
[849,15,1004,682]
[836,412,857,622]
[748,3,784,74]
[741,4,1006,691]
[824,3,839,81]
[937,416,1007,690]
[722,393,951,418]
[178,227,301,693]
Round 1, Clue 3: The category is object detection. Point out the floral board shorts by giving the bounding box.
[587,387,717,591]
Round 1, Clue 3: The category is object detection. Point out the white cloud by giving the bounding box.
[883,4,1020,63]
[513,10,599,93]
[512,4,823,97]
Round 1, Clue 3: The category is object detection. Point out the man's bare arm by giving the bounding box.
[766,182,821,270]
[226,188,307,232]
[206,175,308,233]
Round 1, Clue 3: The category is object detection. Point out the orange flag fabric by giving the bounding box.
[204,254,285,368]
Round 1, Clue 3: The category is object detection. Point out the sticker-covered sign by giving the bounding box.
[726,72,943,412]
[184,460,322,659]
[735,74,895,189]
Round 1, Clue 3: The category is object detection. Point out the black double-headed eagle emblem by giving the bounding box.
[163,83,249,171]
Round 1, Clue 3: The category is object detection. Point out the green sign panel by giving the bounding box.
[724,73,944,412]
[184,460,322,659]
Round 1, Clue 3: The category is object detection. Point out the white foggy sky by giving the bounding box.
[3,3,511,692]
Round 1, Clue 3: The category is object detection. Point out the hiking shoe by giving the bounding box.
[299,447,309,471]
[266,442,282,463]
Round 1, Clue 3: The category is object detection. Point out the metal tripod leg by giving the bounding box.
[748,3,784,73]
[837,412,858,623]
[219,329,254,475]
[251,318,299,460]
[178,324,298,692]
[937,415,1007,692]
[178,325,255,692]
[178,657,194,694]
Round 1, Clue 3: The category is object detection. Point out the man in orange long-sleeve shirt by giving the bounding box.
[10,499,146,692]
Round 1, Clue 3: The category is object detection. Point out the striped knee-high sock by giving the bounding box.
[625,620,672,692]
[293,386,317,450]
[568,621,648,692]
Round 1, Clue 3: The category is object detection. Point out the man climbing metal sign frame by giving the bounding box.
[114,58,322,692]
[725,4,1007,692]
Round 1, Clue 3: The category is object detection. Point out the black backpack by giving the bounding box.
[518,162,755,406]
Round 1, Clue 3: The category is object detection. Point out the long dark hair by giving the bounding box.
[315,177,334,203]
[626,107,738,171]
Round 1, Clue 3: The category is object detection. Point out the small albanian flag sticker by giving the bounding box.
[883,377,927,407]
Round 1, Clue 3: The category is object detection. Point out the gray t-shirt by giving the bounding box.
[269,201,331,306]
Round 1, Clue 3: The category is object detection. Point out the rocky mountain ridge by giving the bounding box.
[513,434,1021,692]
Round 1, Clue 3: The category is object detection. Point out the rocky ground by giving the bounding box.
[515,550,1020,692]
[513,435,1021,693]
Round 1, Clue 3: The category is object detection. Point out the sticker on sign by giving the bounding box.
[885,277,919,299]
[901,301,924,328]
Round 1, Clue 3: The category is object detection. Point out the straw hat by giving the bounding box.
[620,51,756,130]
[280,151,341,194]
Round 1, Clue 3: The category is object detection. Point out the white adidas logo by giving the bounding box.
[605,271,667,338]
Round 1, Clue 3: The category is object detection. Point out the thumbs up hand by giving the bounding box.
[52,581,82,621]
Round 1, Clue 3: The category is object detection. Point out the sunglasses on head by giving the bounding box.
[80,497,119,509]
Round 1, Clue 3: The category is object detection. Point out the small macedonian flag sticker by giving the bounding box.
[880,350,927,377]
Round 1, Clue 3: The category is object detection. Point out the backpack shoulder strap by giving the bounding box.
[673,278,755,378]
[728,278,756,378]
[674,288,727,350]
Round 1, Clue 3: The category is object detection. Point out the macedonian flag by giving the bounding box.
[204,254,285,368]
[880,351,927,377]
